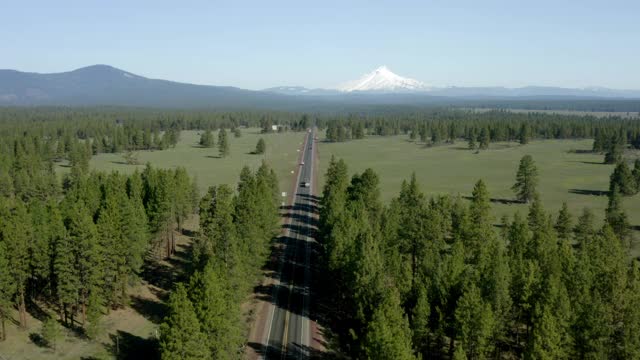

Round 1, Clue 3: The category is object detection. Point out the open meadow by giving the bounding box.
[57,128,306,196]
[318,134,640,254]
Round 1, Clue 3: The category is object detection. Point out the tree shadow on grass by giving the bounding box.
[567,149,596,154]
[29,332,48,348]
[27,299,51,322]
[140,258,175,291]
[140,237,194,292]
[567,160,605,165]
[463,196,522,205]
[205,155,222,159]
[180,228,197,237]
[130,296,168,325]
[105,330,159,360]
[568,189,609,196]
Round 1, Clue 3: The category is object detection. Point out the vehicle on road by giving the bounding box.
[301,181,310,188]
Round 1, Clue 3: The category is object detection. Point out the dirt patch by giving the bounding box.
[0,218,198,360]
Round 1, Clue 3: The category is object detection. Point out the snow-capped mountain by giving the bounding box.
[338,65,428,92]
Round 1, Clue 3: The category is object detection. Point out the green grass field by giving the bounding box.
[58,129,306,196]
[318,135,640,244]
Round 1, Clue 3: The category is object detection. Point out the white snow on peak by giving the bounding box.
[338,66,428,92]
[123,72,134,78]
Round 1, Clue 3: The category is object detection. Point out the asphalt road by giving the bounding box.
[263,129,316,359]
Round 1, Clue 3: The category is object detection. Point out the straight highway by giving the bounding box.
[263,128,317,359]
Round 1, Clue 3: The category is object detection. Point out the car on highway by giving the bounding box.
[301,181,310,188]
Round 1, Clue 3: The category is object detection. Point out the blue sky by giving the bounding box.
[1,0,639,89]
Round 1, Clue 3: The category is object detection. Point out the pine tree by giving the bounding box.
[121,193,149,291]
[555,202,572,241]
[574,208,595,247]
[97,190,125,308]
[453,344,468,360]
[143,165,176,257]
[479,127,490,150]
[571,225,625,358]
[189,262,243,359]
[160,284,210,360]
[397,173,427,296]
[199,129,214,148]
[254,138,266,155]
[605,187,630,241]
[195,185,236,268]
[455,284,495,360]
[67,203,102,327]
[0,242,15,340]
[218,128,230,158]
[604,142,622,164]
[173,167,192,233]
[233,167,262,274]
[620,261,640,359]
[468,132,477,150]
[481,236,512,343]
[519,123,531,145]
[632,159,640,193]
[412,284,430,355]
[28,200,53,293]
[512,155,539,203]
[348,168,382,223]
[85,290,103,340]
[609,161,636,196]
[319,156,349,243]
[3,201,31,328]
[470,179,491,226]
[41,317,62,350]
[466,179,493,266]
[363,290,415,360]
[54,228,78,326]
[526,276,571,360]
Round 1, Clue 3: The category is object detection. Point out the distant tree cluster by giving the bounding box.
[159,162,280,359]
[325,120,365,142]
[316,109,640,149]
[319,157,640,359]
[0,108,317,161]
[259,113,311,133]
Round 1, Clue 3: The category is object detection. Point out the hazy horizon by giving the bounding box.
[2,0,639,90]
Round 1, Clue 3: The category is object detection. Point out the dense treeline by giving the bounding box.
[319,156,640,359]
[321,109,640,148]
[0,158,197,340]
[0,107,313,159]
[159,162,281,359]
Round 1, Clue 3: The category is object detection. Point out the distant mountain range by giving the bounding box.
[1,64,640,109]
[265,65,640,98]
[0,64,301,108]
